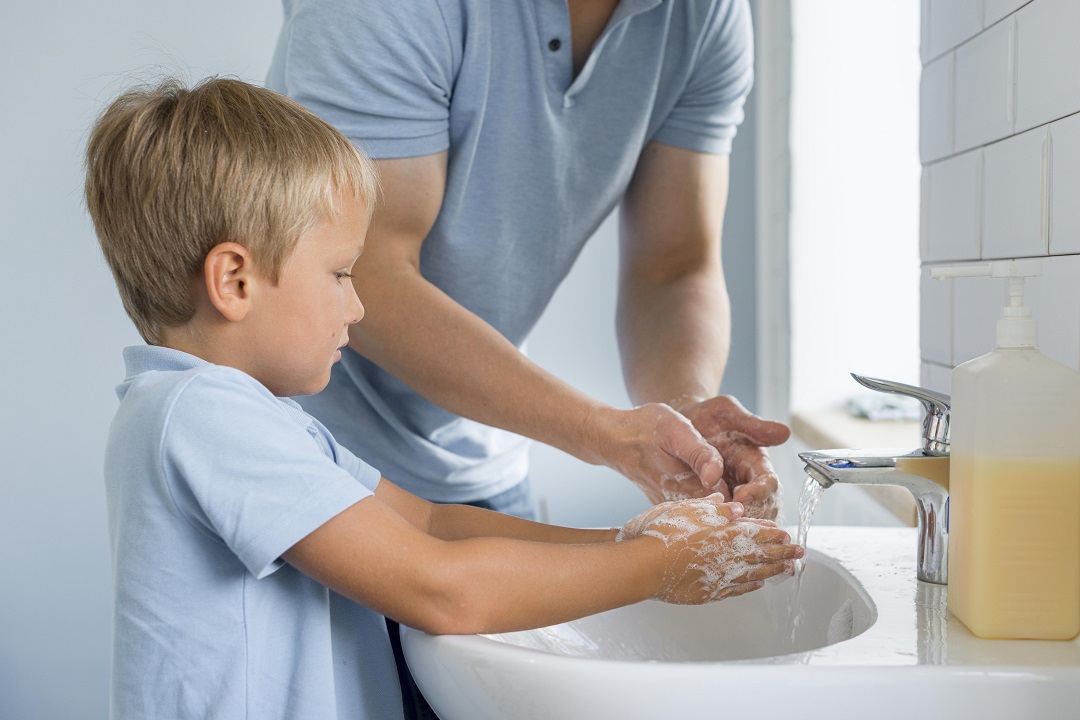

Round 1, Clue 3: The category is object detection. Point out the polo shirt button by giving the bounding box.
[548,38,562,52]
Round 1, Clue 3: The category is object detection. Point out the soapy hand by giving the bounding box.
[617,494,803,604]
[673,396,790,519]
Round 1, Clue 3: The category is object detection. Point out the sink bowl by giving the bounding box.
[401,527,1080,720]
[474,547,872,663]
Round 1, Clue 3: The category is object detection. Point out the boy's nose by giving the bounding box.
[347,284,365,324]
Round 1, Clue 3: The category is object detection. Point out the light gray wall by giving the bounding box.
[0,3,283,717]
[0,2,760,716]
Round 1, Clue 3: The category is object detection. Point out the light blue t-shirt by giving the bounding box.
[267,0,754,502]
[105,346,403,720]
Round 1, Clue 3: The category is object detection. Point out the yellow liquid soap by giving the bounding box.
[948,454,1080,640]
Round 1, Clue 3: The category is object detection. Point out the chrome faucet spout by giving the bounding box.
[799,375,952,585]
[799,448,950,585]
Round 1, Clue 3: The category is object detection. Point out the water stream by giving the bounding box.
[787,474,826,643]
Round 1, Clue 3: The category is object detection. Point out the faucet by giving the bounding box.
[798,374,951,585]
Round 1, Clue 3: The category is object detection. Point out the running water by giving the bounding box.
[787,474,826,644]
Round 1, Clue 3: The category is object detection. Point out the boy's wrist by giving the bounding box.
[624,534,668,601]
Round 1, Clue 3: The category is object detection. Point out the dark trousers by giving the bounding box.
[388,480,538,720]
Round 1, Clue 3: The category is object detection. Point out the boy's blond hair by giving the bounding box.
[85,76,379,344]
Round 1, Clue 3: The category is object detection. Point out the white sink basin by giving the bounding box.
[401,527,1080,720]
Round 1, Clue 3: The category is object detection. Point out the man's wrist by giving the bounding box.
[665,393,706,412]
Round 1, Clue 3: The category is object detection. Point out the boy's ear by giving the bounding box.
[203,242,257,322]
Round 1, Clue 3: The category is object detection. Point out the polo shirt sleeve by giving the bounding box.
[159,369,374,579]
[272,0,457,159]
[653,0,754,155]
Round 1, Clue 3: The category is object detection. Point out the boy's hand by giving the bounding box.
[618,494,803,605]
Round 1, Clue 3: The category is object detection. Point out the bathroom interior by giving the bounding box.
[2,0,1079,718]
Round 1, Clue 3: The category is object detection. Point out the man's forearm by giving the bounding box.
[350,264,611,465]
[617,262,731,408]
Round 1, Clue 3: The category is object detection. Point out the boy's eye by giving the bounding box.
[335,271,354,281]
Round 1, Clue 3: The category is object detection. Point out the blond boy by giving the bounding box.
[86,77,801,720]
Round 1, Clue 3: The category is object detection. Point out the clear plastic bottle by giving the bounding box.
[933,260,1080,640]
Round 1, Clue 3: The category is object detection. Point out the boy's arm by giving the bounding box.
[374,478,619,545]
[283,484,802,635]
[282,493,660,635]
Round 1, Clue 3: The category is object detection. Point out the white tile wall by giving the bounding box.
[1027,254,1080,370]
[1016,0,1080,132]
[920,361,953,397]
[920,168,931,260]
[954,16,1015,152]
[921,0,932,65]
[926,0,982,60]
[984,0,1033,28]
[921,0,1080,380]
[952,271,1004,364]
[1050,112,1080,254]
[926,150,982,262]
[921,266,952,365]
[920,54,953,163]
[981,126,1048,259]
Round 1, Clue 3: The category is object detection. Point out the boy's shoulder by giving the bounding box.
[118,345,274,407]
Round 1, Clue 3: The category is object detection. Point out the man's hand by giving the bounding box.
[585,403,729,505]
[673,396,790,519]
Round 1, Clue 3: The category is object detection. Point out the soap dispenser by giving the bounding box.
[932,259,1080,640]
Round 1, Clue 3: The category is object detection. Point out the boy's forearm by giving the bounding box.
[428,534,662,634]
[428,501,619,544]
[285,496,654,637]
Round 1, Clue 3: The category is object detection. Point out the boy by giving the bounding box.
[85,77,802,720]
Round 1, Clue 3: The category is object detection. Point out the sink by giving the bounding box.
[473,547,872,663]
[400,527,1080,720]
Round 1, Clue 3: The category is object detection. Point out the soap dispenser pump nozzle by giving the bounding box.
[931,259,1042,349]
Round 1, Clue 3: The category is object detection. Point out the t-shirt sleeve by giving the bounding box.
[159,370,374,579]
[269,0,457,159]
[652,0,755,155]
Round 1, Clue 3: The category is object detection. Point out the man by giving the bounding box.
[267,0,788,521]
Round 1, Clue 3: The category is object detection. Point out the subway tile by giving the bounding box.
[927,0,982,59]
[1050,112,1080,254]
[920,361,954,396]
[981,127,1048,259]
[954,16,1015,152]
[920,53,953,163]
[921,0,932,66]
[1016,0,1080,132]
[926,150,982,262]
[983,0,1032,28]
[952,270,1004,364]
[921,266,953,365]
[1026,254,1080,371]
[920,168,931,262]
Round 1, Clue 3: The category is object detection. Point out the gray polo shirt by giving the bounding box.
[267,0,753,502]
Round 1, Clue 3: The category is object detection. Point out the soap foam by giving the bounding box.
[618,497,782,603]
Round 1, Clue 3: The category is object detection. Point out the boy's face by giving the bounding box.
[245,198,368,397]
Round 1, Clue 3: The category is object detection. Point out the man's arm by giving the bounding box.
[618,143,732,406]
[347,154,731,498]
[618,142,790,514]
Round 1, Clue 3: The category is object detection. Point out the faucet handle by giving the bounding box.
[851,373,951,457]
